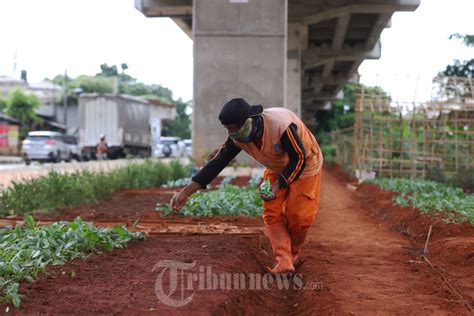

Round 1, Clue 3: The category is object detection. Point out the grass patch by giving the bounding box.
[0,159,191,216]
[371,178,474,225]
[0,216,144,307]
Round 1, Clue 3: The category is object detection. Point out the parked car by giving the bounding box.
[21,131,71,165]
[153,137,186,158]
[62,135,82,161]
[183,139,192,157]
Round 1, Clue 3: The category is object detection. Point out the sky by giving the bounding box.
[359,0,473,102]
[0,0,472,103]
[0,0,193,101]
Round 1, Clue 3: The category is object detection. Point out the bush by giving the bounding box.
[0,159,191,216]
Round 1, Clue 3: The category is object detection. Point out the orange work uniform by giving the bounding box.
[232,108,323,232]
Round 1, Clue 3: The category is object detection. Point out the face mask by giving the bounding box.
[229,117,261,142]
[229,118,253,142]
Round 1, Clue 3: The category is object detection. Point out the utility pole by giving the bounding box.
[63,70,68,128]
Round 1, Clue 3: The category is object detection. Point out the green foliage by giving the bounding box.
[320,144,336,163]
[163,177,191,188]
[371,178,474,225]
[449,33,474,47]
[441,59,474,78]
[259,179,272,196]
[441,33,473,78]
[50,63,190,138]
[5,88,42,139]
[98,63,119,77]
[49,63,191,141]
[0,216,144,307]
[0,159,191,216]
[0,97,6,113]
[20,70,27,83]
[312,84,389,162]
[158,180,262,217]
[425,165,474,193]
[162,99,192,139]
[455,166,474,193]
[313,84,356,138]
[71,75,114,94]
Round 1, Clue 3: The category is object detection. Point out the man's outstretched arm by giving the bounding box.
[170,137,241,210]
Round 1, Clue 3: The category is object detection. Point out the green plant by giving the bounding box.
[163,178,191,188]
[0,159,191,216]
[158,183,262,217]
[0,216,144,307]
[259,179,272,196]
[371,178,474,225]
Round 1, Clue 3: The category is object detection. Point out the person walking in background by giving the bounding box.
[170,98,323,274]
[96,134,108,160]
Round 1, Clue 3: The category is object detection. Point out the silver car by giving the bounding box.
[22,131,71,165]
[183,139,192,157]
[153,137,186,158]
[62,135,83,161]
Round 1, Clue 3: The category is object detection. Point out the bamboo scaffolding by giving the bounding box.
[343,76,474,179]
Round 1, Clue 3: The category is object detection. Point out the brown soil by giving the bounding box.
[1,172,473,315]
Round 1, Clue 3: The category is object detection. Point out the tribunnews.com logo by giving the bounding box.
[153,260,323,307]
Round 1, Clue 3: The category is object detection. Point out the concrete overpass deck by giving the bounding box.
[135,0,419,159]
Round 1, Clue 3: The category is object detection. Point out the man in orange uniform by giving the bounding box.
[96,134,108,160]
[170,98,323,273]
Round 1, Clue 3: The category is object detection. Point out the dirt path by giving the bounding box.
[2,170,472,315]
[294,171,471,315]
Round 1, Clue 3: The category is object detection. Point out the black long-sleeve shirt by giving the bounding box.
[192,123,307,189]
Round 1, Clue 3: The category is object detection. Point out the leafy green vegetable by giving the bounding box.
[162,177,191,188]
[371,178,474,224]
[158,181,263,217]
[0,217,144,307]
[259,179,273,197]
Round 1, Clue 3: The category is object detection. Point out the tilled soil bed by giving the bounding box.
[1,171,473,315]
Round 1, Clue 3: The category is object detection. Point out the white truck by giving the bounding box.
[78,93,151,159]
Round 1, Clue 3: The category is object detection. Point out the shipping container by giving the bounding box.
[78,94,151,159]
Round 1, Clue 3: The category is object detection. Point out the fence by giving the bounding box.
[333,76,474,179]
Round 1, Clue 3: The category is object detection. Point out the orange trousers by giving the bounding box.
[262,169,321,232]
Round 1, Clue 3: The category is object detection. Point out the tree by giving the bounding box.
[71,75,114,93]
[98,63,118,77]
[449,33,474,47]
[6,88,42,139]
[0,97,7,113]
[442,59,474,78]
[440,33,474,78]
[120,63,129,73]
[312,83,389,162]
[20,70,28,83]
[48,64,190,138]
[162,99,192,139]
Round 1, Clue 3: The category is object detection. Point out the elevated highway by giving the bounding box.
[135,0,419,161]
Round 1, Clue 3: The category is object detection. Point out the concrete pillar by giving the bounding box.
[286,22,303,117]
[193,0,288,163]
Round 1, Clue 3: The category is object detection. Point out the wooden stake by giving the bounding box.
[423,225,433,256]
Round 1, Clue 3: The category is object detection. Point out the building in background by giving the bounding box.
[0,75,67,133]
[148,98,177,149]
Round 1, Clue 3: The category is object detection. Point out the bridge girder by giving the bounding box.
[135,0,420,123]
